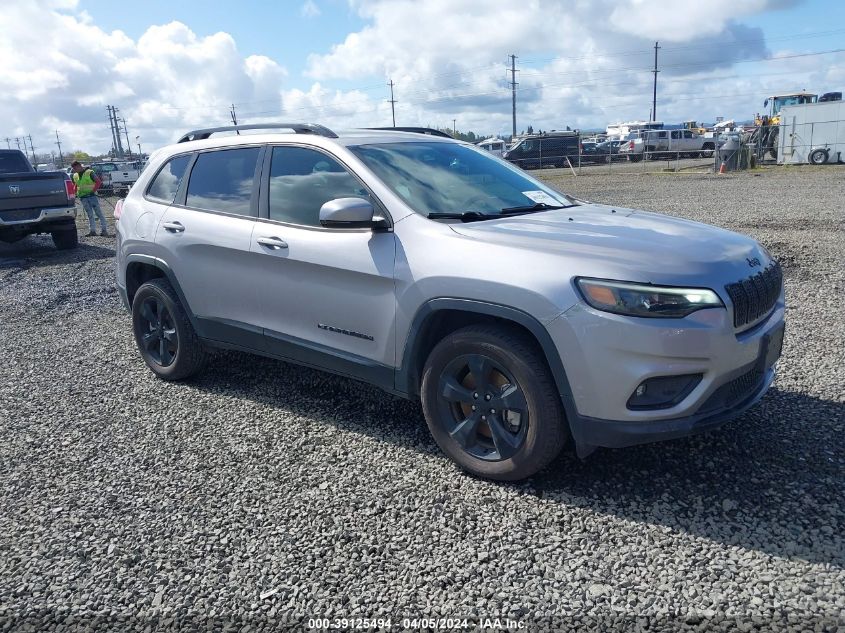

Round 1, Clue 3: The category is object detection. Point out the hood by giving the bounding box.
[448,203,770,287]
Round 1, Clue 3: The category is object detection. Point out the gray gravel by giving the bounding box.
[1,168,843,632]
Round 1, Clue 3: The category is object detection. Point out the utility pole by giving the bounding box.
[119,117,132,159]
[113,107,125,157]
[107,106,125,157]
[15,137,21,151]
[136,135,142,157]
[651,41,660,122]
[387,80,397,127]
[55,130,64,167]
[230,103,240,135]
[106,106,117,156]
[25,135,36,165]
[508,54,518,138]
[452,119,457,136]
[4,138,9,149]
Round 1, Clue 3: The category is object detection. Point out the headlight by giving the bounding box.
[576,278,724,318]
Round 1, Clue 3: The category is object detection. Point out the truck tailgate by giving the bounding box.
[0,172,71,212]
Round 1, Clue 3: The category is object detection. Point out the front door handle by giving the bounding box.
[162,221,185,233]
[257,236,288,250]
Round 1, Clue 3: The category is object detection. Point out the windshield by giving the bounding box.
[773,95,815,111]
[349,141,574,217]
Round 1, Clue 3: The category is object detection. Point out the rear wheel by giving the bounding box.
[809,148,829,165]
[51,228,78,250]
[629,154,643,163]
[420,325,567,481]
[132,278,207,381]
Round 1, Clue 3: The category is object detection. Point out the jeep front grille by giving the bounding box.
[725,261,782,329]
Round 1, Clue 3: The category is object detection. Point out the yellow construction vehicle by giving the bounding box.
[754,92,818,127]
[753,92,818,159]
[683,120,708,135]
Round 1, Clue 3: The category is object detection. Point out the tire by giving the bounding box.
[420,324,568,481]
[766,128,779,159]
[628,154,643,163]
[51,228,78,250]
[643,152,653,161]
[809,148,829,165]
[131,278,207,381]
[702,144,715,158]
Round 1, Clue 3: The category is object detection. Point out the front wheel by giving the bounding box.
[420,325,568,481]
[132,278,207,381]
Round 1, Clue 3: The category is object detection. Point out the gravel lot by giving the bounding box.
[1,166,843,632]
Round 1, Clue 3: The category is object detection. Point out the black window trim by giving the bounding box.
[257,142,393,232]
[143,151,196,205]
[172,144,266,219]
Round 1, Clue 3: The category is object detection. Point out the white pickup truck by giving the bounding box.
[619,129,716,162]
[91,160,143,194]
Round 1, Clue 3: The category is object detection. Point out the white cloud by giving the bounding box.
[301,0,321,18]
[0,0,838,157]
[0,1,287,155]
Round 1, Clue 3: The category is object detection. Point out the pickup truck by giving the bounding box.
[0,149,78,250]
[91,160,142,195]
[619,129,716,162]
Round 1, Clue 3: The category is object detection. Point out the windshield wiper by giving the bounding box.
[500,202,577,214]
[426,211,493,222]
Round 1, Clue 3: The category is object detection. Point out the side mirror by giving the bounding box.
[319,197,386,229]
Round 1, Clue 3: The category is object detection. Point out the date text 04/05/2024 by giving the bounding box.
[306,617,525,629]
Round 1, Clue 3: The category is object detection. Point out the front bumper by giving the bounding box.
[547,293,785,452]
[571,364,775,451]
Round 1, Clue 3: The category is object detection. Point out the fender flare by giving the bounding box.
[395,297,581,434]
[123,254,199,330]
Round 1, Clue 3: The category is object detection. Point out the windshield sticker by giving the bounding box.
[522,190,561,205]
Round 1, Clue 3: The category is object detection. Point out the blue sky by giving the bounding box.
[85,0,367,86]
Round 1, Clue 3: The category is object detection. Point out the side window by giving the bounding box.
[185,147,260,216]
[684,131,694,139]
[671,130,682,139]
[658,131,668,139]
[268,146,371,227]
[147,154,191,203]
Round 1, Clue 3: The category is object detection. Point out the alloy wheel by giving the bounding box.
[436,353,529,461]
[138,297,178,367]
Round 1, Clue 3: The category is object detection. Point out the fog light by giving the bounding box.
[627,374,702,410]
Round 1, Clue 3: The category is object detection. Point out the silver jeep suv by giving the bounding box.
[115,123,785,480]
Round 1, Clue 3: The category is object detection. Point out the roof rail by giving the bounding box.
[177,123,338,143]
[365,127,453,138]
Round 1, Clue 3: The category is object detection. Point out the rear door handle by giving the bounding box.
[162,221,185,233]
[257,236,288,250]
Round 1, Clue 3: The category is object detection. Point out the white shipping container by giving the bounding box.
[778,101,845,165]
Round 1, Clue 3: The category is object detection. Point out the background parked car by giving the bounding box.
[503,131,580,169]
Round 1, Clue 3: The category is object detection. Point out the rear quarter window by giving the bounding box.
[146,154,191,204]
